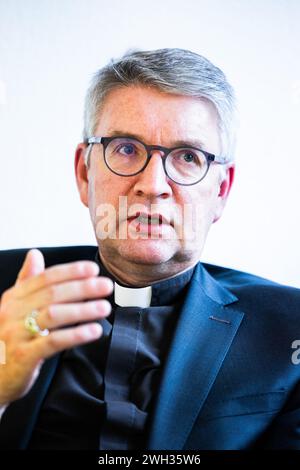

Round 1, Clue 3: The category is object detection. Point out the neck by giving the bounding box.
[98,250,198,287]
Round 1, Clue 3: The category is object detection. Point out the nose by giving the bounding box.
[133,151,173,199]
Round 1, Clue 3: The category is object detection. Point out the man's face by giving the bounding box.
[75,85,234,283]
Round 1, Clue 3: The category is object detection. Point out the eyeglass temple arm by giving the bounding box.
[84,137,104,166]
[88,137,103,144]
[212,155,231,164]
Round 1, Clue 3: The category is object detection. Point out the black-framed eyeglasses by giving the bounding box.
[86,135,229,186]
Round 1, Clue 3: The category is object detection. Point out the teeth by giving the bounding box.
[137,215,161,225]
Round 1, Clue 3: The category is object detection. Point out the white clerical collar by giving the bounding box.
[114,281,152,308]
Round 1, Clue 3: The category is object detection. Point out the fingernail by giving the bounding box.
[88,263,100,275]
[85,323,102,339]
[103,278,114,291]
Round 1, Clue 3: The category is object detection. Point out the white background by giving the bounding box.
[0,0,299,287]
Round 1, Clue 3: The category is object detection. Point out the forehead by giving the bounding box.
[95,86,220,149]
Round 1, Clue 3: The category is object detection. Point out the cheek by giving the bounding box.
[180,182,219,234]
[199,182,219,213]
[87,172,109,222]
[88,171,132,219]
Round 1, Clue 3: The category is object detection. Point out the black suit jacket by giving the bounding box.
[0,246,300,449]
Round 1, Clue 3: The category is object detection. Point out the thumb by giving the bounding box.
[16,249,45,284]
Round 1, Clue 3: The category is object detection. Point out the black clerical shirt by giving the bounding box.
[28,255,195,450]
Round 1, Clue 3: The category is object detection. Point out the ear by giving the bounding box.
[74,143,89,208]
[213,163,235,223]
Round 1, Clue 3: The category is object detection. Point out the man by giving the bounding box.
[0,48,299,450]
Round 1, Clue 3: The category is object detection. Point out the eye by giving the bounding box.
[182,152,195,163]
[173,150,200,165]
[117,143,136,156]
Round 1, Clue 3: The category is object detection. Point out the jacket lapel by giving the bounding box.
[148,262,244,450]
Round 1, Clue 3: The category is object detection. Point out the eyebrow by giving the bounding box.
[107,130,206,149]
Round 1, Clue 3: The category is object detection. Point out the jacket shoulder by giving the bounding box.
[203,262,283,287]
[203,262,300,313]
[0,245,98,295]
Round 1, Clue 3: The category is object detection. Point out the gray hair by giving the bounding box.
[83,48,237,159]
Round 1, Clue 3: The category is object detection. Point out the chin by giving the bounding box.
[117,239,178,265]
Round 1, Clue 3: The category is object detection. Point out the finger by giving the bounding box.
[24,276,114,312]
[37,299,111,330]
[34,322,103,359]
[14,260,100,298]
[15,249,45,285]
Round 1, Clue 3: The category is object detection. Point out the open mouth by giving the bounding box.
[127,212,171,226]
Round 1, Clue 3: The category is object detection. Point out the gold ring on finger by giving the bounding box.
[24,309,49,337]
